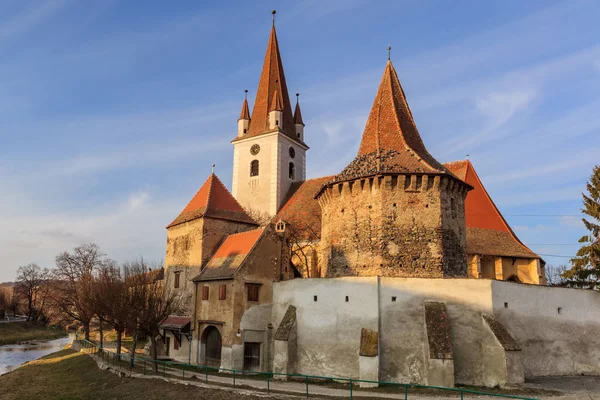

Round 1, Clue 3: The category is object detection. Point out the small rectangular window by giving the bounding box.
[202,286,209,300]
[558,307,563,315]
[391,296,397,302]
[247,284,260,302]
[219,284,227,300]
[174,272,180,289]
[504,302,508,309]
[345,296,349,302]
[174,335,180,350]
[313,295,317,302]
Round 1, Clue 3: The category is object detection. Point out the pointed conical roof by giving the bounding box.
[270,89,284,111]
[239,98,250,121]
[167,173,256,228]
[332,60,456,182]
[293,99,304,126]
[233,26,298,142]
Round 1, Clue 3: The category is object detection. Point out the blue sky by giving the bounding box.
[1,0,599,281]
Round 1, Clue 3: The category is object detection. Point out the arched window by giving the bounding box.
[250,160,259,177]
[289,162,295,180]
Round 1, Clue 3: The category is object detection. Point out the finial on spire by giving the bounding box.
[244,89,248,100]
[388,46,391,61]
[212,163,215,174]
[466,154,469,160]
[272,10,276,26]
[296,93,299,104]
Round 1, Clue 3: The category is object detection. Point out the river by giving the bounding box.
[0,334,73,375]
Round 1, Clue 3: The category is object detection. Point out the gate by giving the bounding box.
[204,326,222,367]
[243,342,261,371]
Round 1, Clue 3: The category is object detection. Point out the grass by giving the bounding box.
[0,321,67,345]
[0,349,272,400]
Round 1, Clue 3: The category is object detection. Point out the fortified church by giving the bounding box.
[159,14,600,389]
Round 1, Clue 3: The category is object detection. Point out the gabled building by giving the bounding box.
[164,173,258,313]
[443,160,545,284]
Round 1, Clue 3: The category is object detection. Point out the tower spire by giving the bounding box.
[388,45,391,61]
[240,12,295,140]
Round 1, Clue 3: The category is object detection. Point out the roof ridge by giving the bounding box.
[464,161,538,257]
[230,226,268,274]
[224,226,266,238]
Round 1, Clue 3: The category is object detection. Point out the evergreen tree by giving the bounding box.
[563,165,600,289]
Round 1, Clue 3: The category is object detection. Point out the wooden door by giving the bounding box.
[204,326,222,367]
[243,342,261,371]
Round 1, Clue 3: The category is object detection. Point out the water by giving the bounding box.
[0,334,73,375]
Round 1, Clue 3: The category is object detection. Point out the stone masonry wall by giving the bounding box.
[165,217,256,314]
[317,174,468,278]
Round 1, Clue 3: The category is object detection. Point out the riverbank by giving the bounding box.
[0,321,67,345]
[0,349,271,400]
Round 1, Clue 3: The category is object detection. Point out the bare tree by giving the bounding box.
[15,263,49,321]
[52,243,108,341]
[132,259,181,371]
[546,264,569,287]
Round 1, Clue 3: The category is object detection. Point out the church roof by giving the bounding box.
[194,227,265,281]
[270,89,284,111]
[167,173,256,228]
[232,26,304,145]
[320,60,457,191]
[277,176,334,241]
[239,97,250,121]
[293,98,304,126]
[443,160,539,259]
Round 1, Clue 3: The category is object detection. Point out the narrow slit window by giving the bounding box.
[219,284,227,300]
[313,295,318,302]
[174,272,180,289]
[202,286,209,300]
[289,162,295,180]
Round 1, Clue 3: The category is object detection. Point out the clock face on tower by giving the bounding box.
[289,147,295,158]
[250,144,260,155]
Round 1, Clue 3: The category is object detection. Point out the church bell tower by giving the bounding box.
[231,11,308,217]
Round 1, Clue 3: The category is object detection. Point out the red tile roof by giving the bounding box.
[444,160,538,259]
[194,227,266,281]
[321,61,458,191]
[239,98,250,121]
[293,99,304,126]
[277,176,333,241]
[270,89,284,111]
[232,26,304,145]
[160,316,191,330]
[167,173,256,228]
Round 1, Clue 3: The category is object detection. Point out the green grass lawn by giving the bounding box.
[0,322,67,345]
[0,349,270,400]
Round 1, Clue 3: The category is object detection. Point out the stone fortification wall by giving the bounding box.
[271,277,600,387]
[317,174,468,279]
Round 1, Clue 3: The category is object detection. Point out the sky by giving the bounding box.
[0,0,599,281]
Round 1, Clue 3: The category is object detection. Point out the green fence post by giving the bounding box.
[233,370,236,388]
[205,366,208,383]
[182,367,185,379]
[404,385,408,400]
[305,376,309,398]
[460,391,464,400]
[163,362,166,377]
[349,379,353,400]
[267,374,270,393]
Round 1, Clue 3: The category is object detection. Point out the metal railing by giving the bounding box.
[75,339,538,400]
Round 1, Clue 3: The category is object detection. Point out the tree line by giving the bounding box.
[9,243,181,369]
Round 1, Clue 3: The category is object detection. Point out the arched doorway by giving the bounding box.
[202,326,222,367]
